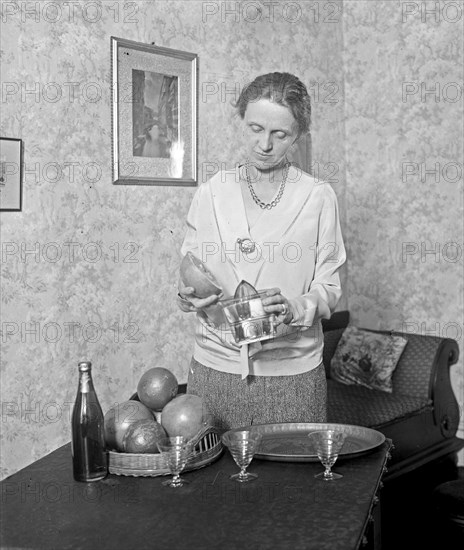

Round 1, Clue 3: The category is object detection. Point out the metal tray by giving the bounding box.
[229,422,385,462]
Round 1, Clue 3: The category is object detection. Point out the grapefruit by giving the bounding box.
[122,418,167,453]
[160,394,211,440]
[179,252,222,299]
[104,400,154,451]
[137,367,179,411]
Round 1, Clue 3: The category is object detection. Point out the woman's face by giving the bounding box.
[243,98,299,171]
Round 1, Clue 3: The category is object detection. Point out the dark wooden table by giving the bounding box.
[0,440,391,550]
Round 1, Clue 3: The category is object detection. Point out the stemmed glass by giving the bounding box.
[307,430,347,481]
[221,430,262,483]
[157,436,194,488]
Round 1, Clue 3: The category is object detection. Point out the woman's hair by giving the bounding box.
[235,72,311,136]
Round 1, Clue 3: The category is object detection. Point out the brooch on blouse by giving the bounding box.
[237,238,256,254]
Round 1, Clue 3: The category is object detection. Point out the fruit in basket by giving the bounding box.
[137,367,178,412]
[104,400,154,451]
[179,251,222,299]
[122,418,167,454]
[160,394,210,440]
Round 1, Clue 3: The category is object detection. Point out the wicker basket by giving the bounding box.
[108,425,223,477]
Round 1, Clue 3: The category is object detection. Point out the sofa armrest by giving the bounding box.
[367,329,460,437]
[430,338,460,437]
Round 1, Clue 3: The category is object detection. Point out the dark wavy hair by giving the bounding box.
[234,72,311,136]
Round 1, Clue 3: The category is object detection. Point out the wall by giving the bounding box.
[2,0,462,480]
[342,0,464,454]
[0,0,345,479]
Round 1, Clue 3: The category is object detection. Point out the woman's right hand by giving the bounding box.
[177,283,223,312]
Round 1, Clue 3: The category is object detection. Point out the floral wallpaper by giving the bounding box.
[0,0,345,478]
[1,0,462,479]
[342,0,463,458]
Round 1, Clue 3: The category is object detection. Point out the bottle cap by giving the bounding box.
[78,361,92,372]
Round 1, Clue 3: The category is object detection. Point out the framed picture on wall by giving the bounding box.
[0,137,23,211]
[111,37,198,186]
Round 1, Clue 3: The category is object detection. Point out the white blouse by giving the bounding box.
[181,166,346,378]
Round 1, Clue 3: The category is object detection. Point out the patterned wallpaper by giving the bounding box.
[342,0,463,456]
[0,0,345,478]
[1,0,462,478]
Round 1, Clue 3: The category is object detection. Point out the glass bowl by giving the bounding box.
[219,291,277,345]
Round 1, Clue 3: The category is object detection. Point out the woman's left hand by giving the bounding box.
[261,288,293,325]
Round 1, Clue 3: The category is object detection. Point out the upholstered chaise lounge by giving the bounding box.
[321,311,463,480]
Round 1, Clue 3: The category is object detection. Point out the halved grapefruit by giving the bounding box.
[179,251,222,299]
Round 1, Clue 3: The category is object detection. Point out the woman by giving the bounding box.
[177,72,346,430]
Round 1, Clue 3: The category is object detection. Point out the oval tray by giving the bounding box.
[227,422,385,463]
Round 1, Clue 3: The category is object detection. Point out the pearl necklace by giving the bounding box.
[245,160,290,210]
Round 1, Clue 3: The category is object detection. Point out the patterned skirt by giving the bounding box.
[187,357,327,431]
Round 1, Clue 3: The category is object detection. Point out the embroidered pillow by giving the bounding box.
[330,327,408,393]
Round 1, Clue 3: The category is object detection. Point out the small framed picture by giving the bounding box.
[111,37,198,186]
[0,137,23,211]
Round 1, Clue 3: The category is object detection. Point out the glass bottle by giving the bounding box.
[71,361,107,482]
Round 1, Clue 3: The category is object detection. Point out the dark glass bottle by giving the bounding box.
[71,361,107,482]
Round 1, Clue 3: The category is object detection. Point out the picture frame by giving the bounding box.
[0,137,23,211]
[111,37,198,186]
